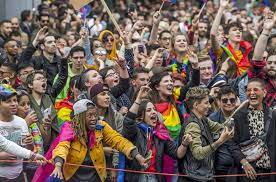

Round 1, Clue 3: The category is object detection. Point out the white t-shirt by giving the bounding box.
[0,115,29,179]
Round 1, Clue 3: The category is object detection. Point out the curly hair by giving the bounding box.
[186,87,209,111]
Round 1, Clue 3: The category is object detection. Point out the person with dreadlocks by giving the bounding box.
[33,99,147,182]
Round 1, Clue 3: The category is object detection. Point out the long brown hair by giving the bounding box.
[149,71,175,104]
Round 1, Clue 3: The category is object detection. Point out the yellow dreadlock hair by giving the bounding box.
[71,112,88,145]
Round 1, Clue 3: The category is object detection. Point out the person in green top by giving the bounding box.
[54,46,87,102]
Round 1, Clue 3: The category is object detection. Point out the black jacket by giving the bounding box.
[209,110,236,172]
[122,112,179,182]
[20,44,62,89]
[231,104,276,179]
[178,114,215,181]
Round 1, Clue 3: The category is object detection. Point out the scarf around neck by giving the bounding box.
[221,41,252,76]
[155,102,181,139]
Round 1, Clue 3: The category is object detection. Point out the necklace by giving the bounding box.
[171,55,189,79]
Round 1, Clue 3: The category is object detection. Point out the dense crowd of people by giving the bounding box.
[0,0,276,181]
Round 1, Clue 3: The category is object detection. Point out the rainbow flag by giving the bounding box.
[164,0,177,4]
[55,97,73,129]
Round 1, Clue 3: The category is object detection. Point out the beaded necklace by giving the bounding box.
[171,55,189,79]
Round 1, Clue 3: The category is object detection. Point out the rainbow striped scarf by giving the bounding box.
[155,102,181,139]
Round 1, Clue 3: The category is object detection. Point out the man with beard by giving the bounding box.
[249,11,276,109]
[193,20,209,52]
[21,26,62,90]
[0,20,13,48]
[211,0,252,76]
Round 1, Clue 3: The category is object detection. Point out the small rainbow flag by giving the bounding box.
[164,0,177,4]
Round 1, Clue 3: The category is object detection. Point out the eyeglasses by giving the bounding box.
[105,72,118,78]
[95,50,107,56]
[221,98,236,104]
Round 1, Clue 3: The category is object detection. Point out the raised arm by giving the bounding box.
[123,86,150,139]
[110,57,130,98]
[253,11,276,60]
[21,27,48,64]
[210,0,229,52]
[178,50,200,101]
[148,11,161,45]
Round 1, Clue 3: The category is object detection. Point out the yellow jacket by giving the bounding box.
[52,120,136,181]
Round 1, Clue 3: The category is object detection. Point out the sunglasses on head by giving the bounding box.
[221,98,236,104]
[95,50,107,55]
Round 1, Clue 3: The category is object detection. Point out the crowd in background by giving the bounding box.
[0,0,276,181]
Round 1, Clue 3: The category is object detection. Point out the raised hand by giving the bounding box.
[33,27,48,47]
[25,111,38,127]
[152,11,161,25]
[122,31,131,45]
[153,48,165,58]
[116,56,128,70]
[263,11,276,31]
[136,85,151,100]
[80,27,88,39]
[187,48,199,69]
[220,0,230,9]
[132,20,144,32]
[218,126,234,143]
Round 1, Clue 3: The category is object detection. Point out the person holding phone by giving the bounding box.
[209,86,239,181]
[122,86,192,182]
[178,87,234,182]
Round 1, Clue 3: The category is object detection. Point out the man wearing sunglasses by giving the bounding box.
[209,85,238,181]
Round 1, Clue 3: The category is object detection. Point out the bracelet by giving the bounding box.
[134,102,140,105]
